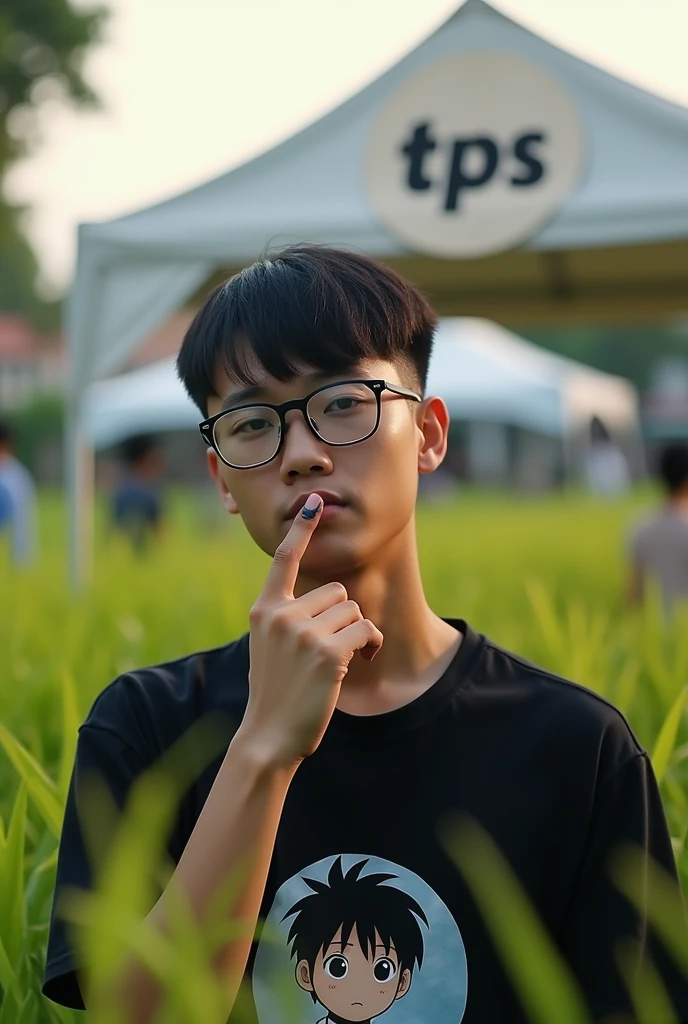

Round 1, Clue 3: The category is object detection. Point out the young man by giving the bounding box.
[44,246,688,1023]
[628,443,688,611]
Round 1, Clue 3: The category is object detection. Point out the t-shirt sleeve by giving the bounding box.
[561,751,688,1023]
[42,722,148,1010]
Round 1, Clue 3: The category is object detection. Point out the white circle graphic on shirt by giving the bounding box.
[253,853,468,1023]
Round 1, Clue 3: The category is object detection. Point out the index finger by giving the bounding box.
[262,493,324,600]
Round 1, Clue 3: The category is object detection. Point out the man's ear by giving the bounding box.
[206,449,240,515]
[417,395,450,476]
[295,960,314,992]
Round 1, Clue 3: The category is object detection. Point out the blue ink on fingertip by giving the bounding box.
[301,501,321,520]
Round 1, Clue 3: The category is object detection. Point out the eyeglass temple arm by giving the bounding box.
[383,381,422,402]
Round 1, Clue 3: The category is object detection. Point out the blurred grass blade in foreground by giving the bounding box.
[444,813,592,1024]
[59,715,239,1024]
[615,936,678,1024]
[0,723,62,838]
[652,686,688,786]
[611,843,688,978]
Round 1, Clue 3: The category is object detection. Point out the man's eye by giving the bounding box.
[323,954,349,979]
[235,419,271,434]
[325,397,361,413]
[373,958,397,983]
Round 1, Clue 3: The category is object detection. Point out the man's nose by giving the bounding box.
[278,409,333,478]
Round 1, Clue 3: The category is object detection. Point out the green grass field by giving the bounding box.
[1,488,687,1023]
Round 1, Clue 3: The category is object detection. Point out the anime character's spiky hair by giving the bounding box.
[283,856,428,999]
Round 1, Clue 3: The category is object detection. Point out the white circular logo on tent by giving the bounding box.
[366,53,585,258]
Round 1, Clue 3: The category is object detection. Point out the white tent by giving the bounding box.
[82,318,638,450]
[67,0,688,581]
[84,358,199,449]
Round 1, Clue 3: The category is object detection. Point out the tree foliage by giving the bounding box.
[0,0,108,324]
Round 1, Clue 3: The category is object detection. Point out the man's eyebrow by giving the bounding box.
[220,368,364,412]
[220,383,269,411]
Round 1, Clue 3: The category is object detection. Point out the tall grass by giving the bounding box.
[1,487,686,1022]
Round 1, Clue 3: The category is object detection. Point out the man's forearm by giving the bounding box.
[107,728,297,1024]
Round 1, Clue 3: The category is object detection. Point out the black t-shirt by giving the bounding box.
[43,620,688,1023]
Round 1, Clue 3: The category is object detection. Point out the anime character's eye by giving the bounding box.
[373,957,397,983]
[323,954,349,979]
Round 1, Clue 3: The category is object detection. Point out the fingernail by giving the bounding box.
[302,494,322,519]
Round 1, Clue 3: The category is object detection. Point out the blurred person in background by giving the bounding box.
[0,478,11,534]
[0,419,37,566]
[628,442,688,610]
[584,415,630,497]
[110,433,166,553]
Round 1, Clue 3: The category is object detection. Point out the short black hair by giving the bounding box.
[283,856,428,1000]
[176,245,437,415]
[119,433,158,466]
[0,420,14,445]
[658,443,688,494]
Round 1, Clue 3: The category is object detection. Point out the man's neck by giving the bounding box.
[296,516,462,716]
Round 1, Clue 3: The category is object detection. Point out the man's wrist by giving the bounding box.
[229,723,300,780]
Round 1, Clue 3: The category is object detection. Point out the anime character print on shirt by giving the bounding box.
[253,855,468,1024]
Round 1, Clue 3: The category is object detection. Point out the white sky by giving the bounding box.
[7,0,688,294]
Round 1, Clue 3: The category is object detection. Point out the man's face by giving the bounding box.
[206,356,446,580]
[295,925,411,1021]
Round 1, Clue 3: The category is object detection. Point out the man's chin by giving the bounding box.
[298,541,368,579]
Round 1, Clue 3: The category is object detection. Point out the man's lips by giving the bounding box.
[283,490,348,520]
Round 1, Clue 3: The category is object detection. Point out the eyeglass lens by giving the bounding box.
[212,382,378,468]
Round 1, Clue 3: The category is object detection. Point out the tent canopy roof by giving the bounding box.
[71,0,688,394]
[84,318,638,448]
[87,0,688,259]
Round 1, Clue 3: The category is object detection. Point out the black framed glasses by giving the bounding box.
[199,378,422,469]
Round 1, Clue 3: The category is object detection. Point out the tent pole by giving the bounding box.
[559,402,576,487]
[66,395,94,590]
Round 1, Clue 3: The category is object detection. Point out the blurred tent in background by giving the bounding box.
[83,319,641,489]
[427,319,638,437]
[84,359,198,450]
[67,0,688,581]
[427,319,641,487]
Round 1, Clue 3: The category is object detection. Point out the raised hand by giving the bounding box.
[241,493,384,768]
